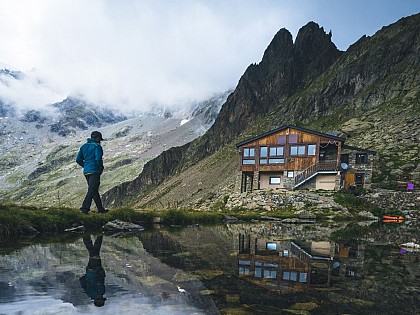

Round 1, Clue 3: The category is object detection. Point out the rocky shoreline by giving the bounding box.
[193,188,419,221]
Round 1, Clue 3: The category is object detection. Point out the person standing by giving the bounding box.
[76,131,108,214]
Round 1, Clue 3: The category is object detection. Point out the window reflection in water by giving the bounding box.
[237,234,337,293]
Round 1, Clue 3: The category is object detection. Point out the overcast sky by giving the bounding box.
[0,0,418,113]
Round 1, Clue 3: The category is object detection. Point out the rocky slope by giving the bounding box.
[103,14,420,209]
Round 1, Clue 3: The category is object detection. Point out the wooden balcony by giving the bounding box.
[293,160,339,188]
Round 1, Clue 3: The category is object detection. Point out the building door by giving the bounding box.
[344,173,355,190]
[241,172,254,192]
[355,173,365,188]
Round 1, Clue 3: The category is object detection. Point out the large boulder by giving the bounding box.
[102,219,144,232]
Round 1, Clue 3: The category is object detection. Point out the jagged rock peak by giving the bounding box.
[261,28,293,63]
[294,21,333,48]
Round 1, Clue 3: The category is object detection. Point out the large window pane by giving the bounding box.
[269,147,277,156]
[299,272,308,283]
[239,267,250,275]
[268,158,284,164]
[308,144,316,156]
[290,146,305,156]
[255,268,262,278]
[269,177,281,185]
[260,146,268,157]
[270,146,284,156]
[289,134,298,143]
[298,146,305,155]
[242,159,255,165]
[277,135,286,144]
[243,147,255,157]
[356,153,368,164]
[264,270,277,279]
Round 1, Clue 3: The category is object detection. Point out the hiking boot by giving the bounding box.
[98,209,109,214]
[80,208,89,214]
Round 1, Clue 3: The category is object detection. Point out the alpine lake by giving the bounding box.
[0,220,418,315]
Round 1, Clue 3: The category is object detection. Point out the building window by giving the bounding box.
[355,173,365,186]
[238,260,251,276]
[239,266,250,275]
[299,272,308,283]
[289,134,298,143]
[283,271,298,281]
[277,135,287,144]
[268,158,284,164]
[287,171,294,178]
[269,177,281,185]
[308,144,316,156]
[269,146,284,156]
[264,269,277,279]
[242,147,255,165]
[290,145,306,156]
[243,147,255,157]
[266,242,277,250]
[356,153,368,164]
[260,146,268,157]
[255,267,262,278]
[259,159,267,165]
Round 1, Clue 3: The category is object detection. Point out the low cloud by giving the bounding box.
[0,1,298,114]
[0,1,418,114]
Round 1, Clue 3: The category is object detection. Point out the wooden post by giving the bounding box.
[336,141,342,169]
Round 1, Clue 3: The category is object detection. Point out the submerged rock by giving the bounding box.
[102,219,144,232]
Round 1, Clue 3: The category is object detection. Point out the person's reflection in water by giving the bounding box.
[80,235,106,307]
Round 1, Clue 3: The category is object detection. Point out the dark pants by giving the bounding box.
[81,235,106,306]
[81,173,105,212]
[83,235,103,259]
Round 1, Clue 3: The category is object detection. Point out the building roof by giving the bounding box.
[342,144,376,155]
[235,125,346,148]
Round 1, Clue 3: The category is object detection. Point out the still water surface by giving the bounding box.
[0,221,418,315]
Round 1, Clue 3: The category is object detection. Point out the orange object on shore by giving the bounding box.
[383,215,404,222]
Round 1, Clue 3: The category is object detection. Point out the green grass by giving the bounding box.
[0,204,157,238]
[0,204,249,238]
[0,202,305,238]
[333,191,384,217]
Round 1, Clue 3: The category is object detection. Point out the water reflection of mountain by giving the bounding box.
[0,235,219,314]
[0,223,418,314]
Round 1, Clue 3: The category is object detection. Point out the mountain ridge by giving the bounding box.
[103,14,420,208]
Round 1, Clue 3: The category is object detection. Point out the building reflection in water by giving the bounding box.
[237,234,333,293]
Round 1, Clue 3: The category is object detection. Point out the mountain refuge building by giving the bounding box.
[235,125,375,192]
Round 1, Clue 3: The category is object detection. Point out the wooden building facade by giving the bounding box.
[235,125,374,192]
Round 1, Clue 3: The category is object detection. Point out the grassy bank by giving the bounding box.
[0,204,240,238]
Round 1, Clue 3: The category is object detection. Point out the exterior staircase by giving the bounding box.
[293,160,339,189]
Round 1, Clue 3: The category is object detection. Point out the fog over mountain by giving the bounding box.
[0,1,418,114]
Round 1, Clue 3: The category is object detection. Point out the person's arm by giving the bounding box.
[76,147,84,167]
[95,145,104,174]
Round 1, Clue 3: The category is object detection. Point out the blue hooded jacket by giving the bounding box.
[76,138,104,174]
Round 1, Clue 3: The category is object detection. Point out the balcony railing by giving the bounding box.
[293,160,338,187]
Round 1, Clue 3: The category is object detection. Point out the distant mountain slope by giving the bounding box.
[0,91,228,207]
[49,98,128,136]
[103,14,420,208]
